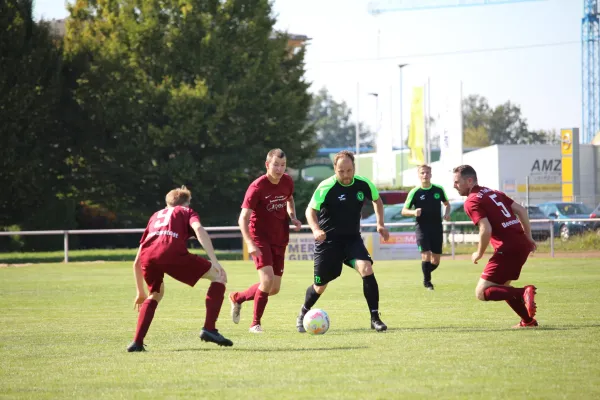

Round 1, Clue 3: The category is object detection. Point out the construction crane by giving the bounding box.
[582,0,599,143]
[368,0,600,144]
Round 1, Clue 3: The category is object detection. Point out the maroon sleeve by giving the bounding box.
[465,198,487,226]
[139,218,152,244]
[189,209,200,225]
[241,182,260,210]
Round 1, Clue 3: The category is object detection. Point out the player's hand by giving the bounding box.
[211,261,227,280]
[133,293,147,312]
[415,208,422,217]
[291,218,302,232]
[248,242,262,257]
[377,225,390,242]
[443,212,451,221]
[471,251,483,264]
[313,229,326,242]
[527,235,537,253]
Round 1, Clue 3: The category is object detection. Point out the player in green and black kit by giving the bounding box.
[295,150,390,333]
[402,165,451,290]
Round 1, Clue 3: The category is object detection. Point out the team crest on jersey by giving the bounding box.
[434,193,440,199]
[356,191,364,201]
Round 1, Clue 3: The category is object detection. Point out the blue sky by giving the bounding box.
[35,0,582,143]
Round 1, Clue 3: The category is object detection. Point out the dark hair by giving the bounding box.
[266,148,286,162]
[333,150,355,166]
[453,165,478,181]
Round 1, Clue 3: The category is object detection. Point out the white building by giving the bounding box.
[401,144,600,208]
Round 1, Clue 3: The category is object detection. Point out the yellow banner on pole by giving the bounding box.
[408,87,425,165]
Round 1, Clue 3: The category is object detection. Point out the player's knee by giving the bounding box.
[475,287,486,301]
[217,268,228,284]
[269,287,280,296]
[314,284,327,294]
[357,261,373,276]
[149,286,165,303]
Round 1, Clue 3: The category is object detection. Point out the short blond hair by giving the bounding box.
[165,186,192,207]
[417,164,431,172]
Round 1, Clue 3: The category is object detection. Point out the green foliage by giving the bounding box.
[291,178,320,223]
[0,0,73,228]
[63,0,316,227]
[462,94,555,147]
[309,87,374,148]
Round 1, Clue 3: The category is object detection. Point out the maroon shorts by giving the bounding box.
[142,253,212,293]
[481,246,530,285]
[252,244,286,276]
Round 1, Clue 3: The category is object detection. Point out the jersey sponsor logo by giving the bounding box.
[356,191,364,201]
[434,193,440,199]
[501,218,520,228]
[266,202,286,212]
[338,194,346,201]
[147,230,179,239]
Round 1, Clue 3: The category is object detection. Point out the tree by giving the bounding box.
[0,0,77,240]
[462,94,556,147]
[63,0,317,226]
[309,87,374,149]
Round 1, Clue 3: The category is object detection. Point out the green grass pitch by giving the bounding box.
[1,258,599,399]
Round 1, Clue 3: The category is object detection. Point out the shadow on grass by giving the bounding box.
[340,324,600,333]
[172,346,369,352]
[0,252,243,264]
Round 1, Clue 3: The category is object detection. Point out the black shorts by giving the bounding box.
[313,235,373,286]
[416,226,443,254]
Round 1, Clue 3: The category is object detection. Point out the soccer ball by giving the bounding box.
[303,308,330,335]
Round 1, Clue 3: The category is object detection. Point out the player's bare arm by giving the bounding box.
[401,206,422,217]
[287,196,302,231]
[511,202,537,252]
[443,201,451,221]
[191,221,220,266]
[238,207,262,257]
[306,207,326,242]
[472,218,492,264]
[373,197,390,241]
[132,244,147,311]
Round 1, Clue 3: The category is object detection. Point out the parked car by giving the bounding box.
[590,203,600,235]
[536,201,597,241]
[360,190,408,219]
[361,203,414,232]
[362,201,551,241]
[525,205,552,242]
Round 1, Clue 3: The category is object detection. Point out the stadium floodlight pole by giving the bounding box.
[368,92,379,154]
[398,64,409,185]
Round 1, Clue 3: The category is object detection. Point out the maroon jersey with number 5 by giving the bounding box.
[464,185,526,250]
[139,206,199,262]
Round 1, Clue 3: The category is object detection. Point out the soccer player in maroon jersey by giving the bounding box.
[230,149,302,333]
[127,186,233,352]
[453,165,538,328]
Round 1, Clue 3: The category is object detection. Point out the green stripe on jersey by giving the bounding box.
[308,176,337,211]
[354,175,380,201]
[404,186,420,209]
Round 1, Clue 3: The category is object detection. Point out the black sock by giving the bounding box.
[362,274,380,319]
[422,261,432,282]
[430,263,439,272]
[302,285,321,312]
